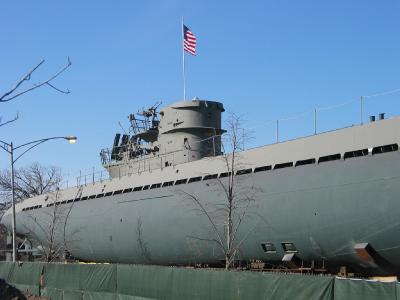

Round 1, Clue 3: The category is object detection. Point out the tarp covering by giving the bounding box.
[116,265,333,300]
[42,263,116,299]
[334,277,396,300]
[0,262,398,299]
[8,262,44,296]
[396,283,400,300]
[0,261,15,282]
[262,273,333,300]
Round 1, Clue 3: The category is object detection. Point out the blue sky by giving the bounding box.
[1,1,399,183]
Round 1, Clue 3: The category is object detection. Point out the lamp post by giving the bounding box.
[0,136,77,262]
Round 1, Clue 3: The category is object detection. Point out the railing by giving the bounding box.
[63,137,219,188]
[61,169,111,189]
[100,135,222,167]
[64,88,400,189]
[100,146,153,166]
[248,88,400,146]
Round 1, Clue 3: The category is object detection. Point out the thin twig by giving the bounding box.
[0,113,19,128]
[179,190,227,253]
[0,58,72,103]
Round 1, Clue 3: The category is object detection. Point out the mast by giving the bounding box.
[182,17,186,101]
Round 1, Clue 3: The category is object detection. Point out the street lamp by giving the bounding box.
[0,136,77,262]
[66,136,77,144]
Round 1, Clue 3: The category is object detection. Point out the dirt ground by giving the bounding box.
[0,278,25,300]
[0,279,47,300]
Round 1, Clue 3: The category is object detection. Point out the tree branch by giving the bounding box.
[179,190,227,254]
[0,60,45,101]
[0,113,19,128]
[185,235,224,249]
[0,58,72,103]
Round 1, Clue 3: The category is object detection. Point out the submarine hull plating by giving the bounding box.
[4,150,400,275]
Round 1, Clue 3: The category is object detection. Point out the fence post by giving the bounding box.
[314,108,317,135]
[213,136,216,156]
[78,170,82,187]
[242,128,245,150]
[276,120,279,143]
[360,96,364,125]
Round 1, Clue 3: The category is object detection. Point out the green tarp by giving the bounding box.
[116,266,333,300]
[261,273,333,300]
[396,283,400,300]
[8,262,44,296]
[334,277,396,300]
[42,263,116,300]
[0,262,398,299]
[0,261,15,282]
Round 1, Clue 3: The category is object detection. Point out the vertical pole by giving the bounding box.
[276,120,279,143]
[314,108,317,135]
[92,167,95,184]
[10,143,16,262]
[182,17,186,101]
[242,128,245,150]
[213,136,216,156]
[360,96,363,125]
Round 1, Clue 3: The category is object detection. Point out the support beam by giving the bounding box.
[282,253,302,269]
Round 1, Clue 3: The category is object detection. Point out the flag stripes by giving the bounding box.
[183,25,197,55]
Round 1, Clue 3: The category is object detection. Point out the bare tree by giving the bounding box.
[0,58,71,128]
[181,114,260,270]
[23,191,63,262]
[25,191,63,262]
[0,162,62,204]
[0,163,64,260]
[21,187,82,262]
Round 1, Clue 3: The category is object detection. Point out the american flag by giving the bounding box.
[183,25,197,55]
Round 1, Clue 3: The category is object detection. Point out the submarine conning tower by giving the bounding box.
[101,99,225,178]
[157,99,225,160]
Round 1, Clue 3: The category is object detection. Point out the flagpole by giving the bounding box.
[182,17,186,101]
